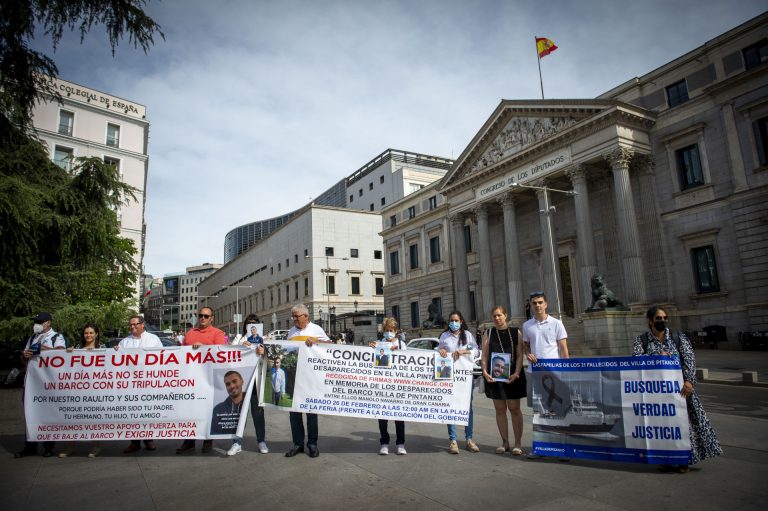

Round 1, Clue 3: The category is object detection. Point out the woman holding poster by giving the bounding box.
[481,306,526,456]
[438,311,480,454]
[369,317,407,455]
[633,305,723,473]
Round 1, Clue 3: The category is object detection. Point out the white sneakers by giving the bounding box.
[227,443,242,456]
[396,444,407,455]
[258,441,269,454]
[379,445,389,455]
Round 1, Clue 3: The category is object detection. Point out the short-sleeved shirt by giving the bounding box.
[522,315,567,359]
[119,331,163,349]
[25,329,66,353]
[184,326,227,346]
[437,329,479,359]
[287,322,330,342]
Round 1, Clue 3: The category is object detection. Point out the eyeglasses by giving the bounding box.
[654,315,669,321]
[291,314,306,319]
[198,313,211,319]
[129,323,141,327]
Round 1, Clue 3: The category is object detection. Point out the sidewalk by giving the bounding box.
[1,380,766,511]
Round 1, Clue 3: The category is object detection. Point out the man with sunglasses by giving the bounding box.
[176,306,227,454]
[522,291,569,460]
[117,315,162,454]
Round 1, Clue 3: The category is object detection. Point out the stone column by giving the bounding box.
[722,102,749,193]
[536,184,561,315]
[474,203,495,321]
[566,164,598,312]
[450,214,471,317]
[498,193,524,322]
[605,147,647,305]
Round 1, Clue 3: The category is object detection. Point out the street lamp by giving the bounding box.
[222,285,253,336]
[306,255,349,334]
[510,181,577,319]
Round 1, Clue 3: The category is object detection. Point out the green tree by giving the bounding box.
[0,0,163,133]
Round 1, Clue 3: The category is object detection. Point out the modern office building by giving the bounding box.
[30,77,149,302]
[381,13,768,351]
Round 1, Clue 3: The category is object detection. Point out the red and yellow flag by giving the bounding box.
[535,37,558,58]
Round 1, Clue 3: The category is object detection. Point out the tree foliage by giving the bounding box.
[0,0,163,133]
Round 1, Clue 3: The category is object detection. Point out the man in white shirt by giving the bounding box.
[15,312,66,458]
[522,291,569,459]
[117,315,162,454]
[284,303,330,459]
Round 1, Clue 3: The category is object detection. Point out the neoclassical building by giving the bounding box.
[382,13,768,352]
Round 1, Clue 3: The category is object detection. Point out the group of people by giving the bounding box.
[15,294,722,472]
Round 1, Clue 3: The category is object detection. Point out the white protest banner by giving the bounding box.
[531,356,690,464]
[24,346,259,442]
[260,341,473,425]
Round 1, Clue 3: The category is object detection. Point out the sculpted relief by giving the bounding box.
[470,116,578,173]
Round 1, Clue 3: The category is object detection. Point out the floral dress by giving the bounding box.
[633,329,723,465]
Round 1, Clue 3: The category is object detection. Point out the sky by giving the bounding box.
[31,0,767,277]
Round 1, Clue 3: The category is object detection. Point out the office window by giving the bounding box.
[754,117,768,166]
[390,251,400,275]
[278,263,281,271]
[103,156,120,172]
[407,206,416,219]
[464,225,472,253]
[666,80,689,108]
[295,254,298,263]
[285,284,289,300]
[325,246,334,256]
[389,215,397,227]
[326,275,336,294]
[304,277,309,296]
[381,197,386,206]
[53,146,74,170]
[410,301,420,328]
[286,258,289,268]
[429,236,441,263]
[380,175,385,184]
[428,195,437,210]
[692,246,720,293]
[304,249,308,257]
[270,267,274,275]
[106,123,120,147]
[375,277,384,295]
[351,276,360,295]
[370,203,374,211]
[391,305,400,325]
[358,188,363,197]
[294,281,299,299]
[277,288,281,304]
[408,244,418,269]
[374,250,382,259]
[676,144,705,190]
[743,39,768,70]
[350,248,359,258]
[58,110,74,136]
[369,182,373,190]
[349,194,354,202]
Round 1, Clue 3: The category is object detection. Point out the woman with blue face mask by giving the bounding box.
[369,317,407,455]
[438,311,480,454]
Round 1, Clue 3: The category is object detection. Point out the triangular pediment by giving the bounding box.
[439,100,623,190]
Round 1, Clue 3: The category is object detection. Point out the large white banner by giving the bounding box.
[531,356,691,464]
[260,341,473,425]
[24,346,259,442]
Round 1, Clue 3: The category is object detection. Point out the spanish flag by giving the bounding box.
[536,37,558,58]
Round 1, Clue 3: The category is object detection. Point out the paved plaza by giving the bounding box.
[1,349,767,510]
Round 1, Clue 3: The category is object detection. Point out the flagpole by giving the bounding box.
[535,37,544,99]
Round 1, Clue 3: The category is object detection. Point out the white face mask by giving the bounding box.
[383,331,395,340]
[33,323,44,334]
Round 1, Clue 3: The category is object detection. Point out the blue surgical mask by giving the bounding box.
[449,321,461,332]
[383,331,395,340]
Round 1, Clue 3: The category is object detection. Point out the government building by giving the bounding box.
[381,13,768,353]
[31,78,149,302]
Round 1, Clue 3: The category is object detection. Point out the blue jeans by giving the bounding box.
[447,392,474,441]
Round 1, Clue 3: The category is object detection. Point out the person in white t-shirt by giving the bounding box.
[284,303,330,459]
[116,315,162,454]
[522,291,569,459]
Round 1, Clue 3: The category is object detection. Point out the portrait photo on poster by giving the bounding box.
[374,342,392,369]
[491,352,511,381]
[434,354,453,380]
[264,342,299,408]
[209,368,247,436]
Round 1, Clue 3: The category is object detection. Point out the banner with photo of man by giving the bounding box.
[260,341,473,425]
[23,346,260,442]
[531,356,691,464]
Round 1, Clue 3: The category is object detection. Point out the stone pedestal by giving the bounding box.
[581,309,647,356]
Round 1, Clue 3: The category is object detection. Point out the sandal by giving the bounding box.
[495,446,507,454]
[511,447,524,456]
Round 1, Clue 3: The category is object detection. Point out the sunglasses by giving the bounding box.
[198,313,211,319]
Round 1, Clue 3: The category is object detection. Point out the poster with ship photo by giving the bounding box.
[530,356,691,465]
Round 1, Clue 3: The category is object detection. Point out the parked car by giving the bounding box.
[406,337,483,378]
[266,330,289,340]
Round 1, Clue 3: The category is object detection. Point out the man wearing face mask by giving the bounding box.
[15,312,67,458]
